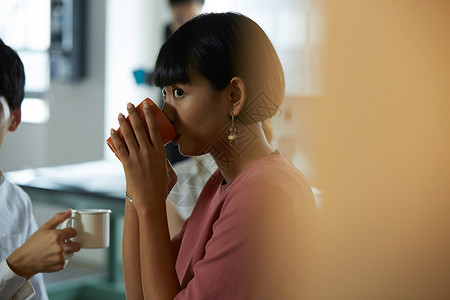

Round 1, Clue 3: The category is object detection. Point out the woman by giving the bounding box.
[110,12,317,299]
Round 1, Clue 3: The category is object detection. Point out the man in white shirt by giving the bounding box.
[0,39,81,300]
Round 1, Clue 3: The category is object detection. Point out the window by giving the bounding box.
[0,0,51,123]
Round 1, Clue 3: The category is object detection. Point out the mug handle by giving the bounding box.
[60,213,77,242]
[61,215,74,229]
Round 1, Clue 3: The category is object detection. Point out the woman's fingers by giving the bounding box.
[120,103,140,152]
[143,100,163,149]
[110,127,128,158]
[110,101,164,163]
[127,102,152,148]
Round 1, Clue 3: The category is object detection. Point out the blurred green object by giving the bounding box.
[48,279,125,300]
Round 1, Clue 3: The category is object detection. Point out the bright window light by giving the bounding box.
[0,0,50,50]
[1,0,51,94]
[21,98,49,124]
[19,51,50,93]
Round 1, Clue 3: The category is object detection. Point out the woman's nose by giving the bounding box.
[162,102,175,123]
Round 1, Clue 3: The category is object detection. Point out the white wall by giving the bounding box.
[306,1,450,298]
[104,0,170,159]
[0,0,107,171]
[1,0,175,169]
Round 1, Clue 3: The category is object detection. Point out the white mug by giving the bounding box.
[61,209,112,249]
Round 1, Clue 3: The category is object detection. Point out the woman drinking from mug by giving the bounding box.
[109,12,317,299]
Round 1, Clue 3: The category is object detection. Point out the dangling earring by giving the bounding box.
[228,109,238,146]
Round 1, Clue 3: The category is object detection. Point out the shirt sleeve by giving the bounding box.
[0,260,36,300]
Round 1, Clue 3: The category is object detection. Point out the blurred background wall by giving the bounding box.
[310,0,450,298]
[1,0,107,171]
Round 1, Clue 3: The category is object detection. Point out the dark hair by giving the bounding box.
[169,0,204,5]
[0,39,26,111]
[154,12,285,123]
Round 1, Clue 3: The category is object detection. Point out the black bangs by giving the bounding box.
[154,28,192,87]
[153,13,235,90]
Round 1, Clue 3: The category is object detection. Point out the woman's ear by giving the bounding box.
[8,109,21,132]
[229,76,246,115]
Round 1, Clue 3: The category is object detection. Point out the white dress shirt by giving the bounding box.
[0,172,48,300]
[168,155,217,220]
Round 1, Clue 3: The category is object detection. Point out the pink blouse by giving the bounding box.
[172,154,317,299]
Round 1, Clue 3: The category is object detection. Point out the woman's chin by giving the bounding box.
[178,145,202,157]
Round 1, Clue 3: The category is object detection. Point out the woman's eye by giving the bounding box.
[161,88,167,98]
[173,88,185,98]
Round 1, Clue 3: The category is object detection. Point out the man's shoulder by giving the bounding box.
[0,175,32,208]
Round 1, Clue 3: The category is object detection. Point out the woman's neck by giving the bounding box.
[211,122,274,184]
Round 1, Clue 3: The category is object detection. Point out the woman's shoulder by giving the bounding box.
[222,153,315,212]
[231,153,311,192]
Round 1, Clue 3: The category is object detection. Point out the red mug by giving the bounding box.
[106,98,176,155]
